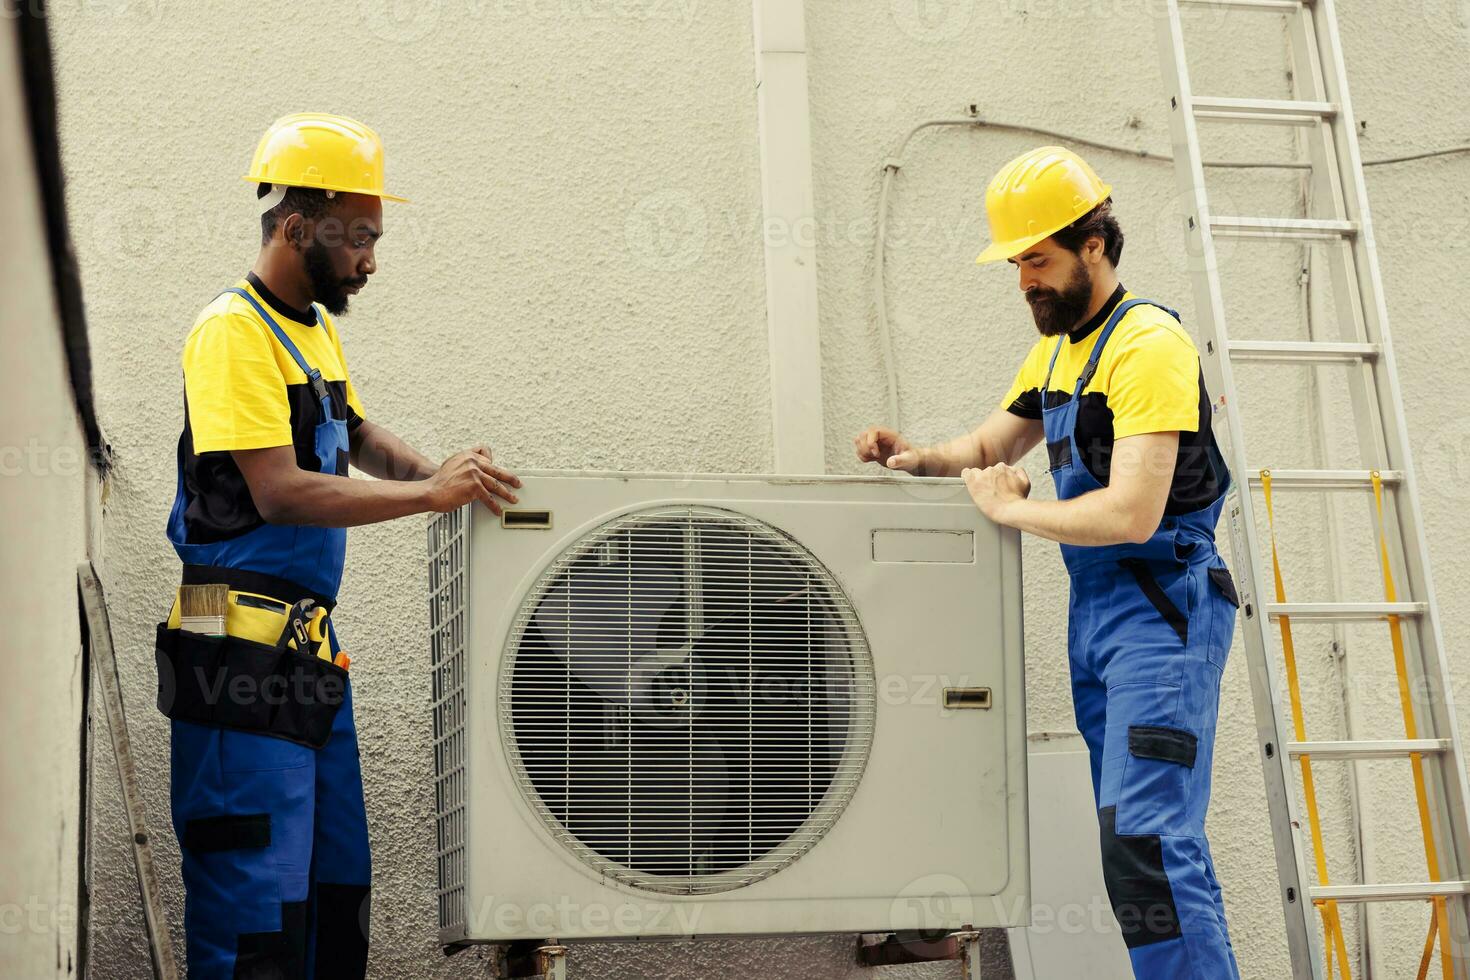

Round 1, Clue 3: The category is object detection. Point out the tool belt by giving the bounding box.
[155,565,347,749]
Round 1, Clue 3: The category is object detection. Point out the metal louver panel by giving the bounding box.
[428,508,469,935]
[500,505,876,896]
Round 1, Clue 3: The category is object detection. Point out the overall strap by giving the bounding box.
[221,286,331,405]
[1070,297,1182,395]
[1041,333,1068,395]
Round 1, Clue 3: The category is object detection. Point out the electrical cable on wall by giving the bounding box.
[872,114,1470,430]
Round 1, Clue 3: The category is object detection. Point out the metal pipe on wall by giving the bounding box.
[752,0,825,475]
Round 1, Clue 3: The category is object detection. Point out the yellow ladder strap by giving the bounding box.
[1262,470,1353,979]
[1418,912,1439,980]
[1370,472,1452,980]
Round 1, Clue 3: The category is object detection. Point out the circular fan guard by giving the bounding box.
[499,505,876,895]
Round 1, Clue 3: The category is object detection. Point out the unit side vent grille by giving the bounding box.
[428,506,468,934]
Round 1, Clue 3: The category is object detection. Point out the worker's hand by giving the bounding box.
[854,426,926,474]
[961,463,1031,524]
[424,446,523,516]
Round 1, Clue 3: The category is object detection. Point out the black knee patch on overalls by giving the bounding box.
[233,900,306,979]
[314,883,370,979]
[1098,806,1182,949]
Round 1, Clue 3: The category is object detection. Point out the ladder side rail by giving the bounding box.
[78,562,177,980]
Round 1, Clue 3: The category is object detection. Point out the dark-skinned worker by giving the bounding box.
[855,146,1240,978]
[155,113,521,979]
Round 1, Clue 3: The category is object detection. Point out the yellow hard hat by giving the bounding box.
[243,113,408,203]
[975,146,1110,264]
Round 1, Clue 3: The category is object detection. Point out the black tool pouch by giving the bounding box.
[154,623,347,749]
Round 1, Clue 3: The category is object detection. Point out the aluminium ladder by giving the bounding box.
[1155,1,1470,977]
[78,561,178,980]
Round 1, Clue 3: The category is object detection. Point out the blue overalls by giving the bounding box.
[1043,299,1241,978]
[164,287,371,979]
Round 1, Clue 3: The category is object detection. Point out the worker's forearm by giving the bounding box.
[993,488,1151,547]
[921,431,1008,477]
[915,435,975,477]
[350,420,437,481]
[261,470,433,527]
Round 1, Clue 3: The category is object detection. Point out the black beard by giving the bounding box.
[304,243,362,316]
[1026,261,1093,336]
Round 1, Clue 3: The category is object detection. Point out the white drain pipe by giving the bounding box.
[752,0,825,475]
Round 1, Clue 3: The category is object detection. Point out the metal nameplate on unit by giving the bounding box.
[871,528,975,564]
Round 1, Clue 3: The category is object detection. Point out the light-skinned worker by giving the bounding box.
[856,146,1241,979]
[157,113,521,979]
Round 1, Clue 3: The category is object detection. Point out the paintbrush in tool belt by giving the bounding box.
[178,583,227,636]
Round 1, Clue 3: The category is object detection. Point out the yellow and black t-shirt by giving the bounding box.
[176,273,366,543]
[1001,284,1228,515]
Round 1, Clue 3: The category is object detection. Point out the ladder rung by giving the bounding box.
[1267,602,1427,621]
[1192,96,1337,125]
[1287,739,1451,760]
[1245,469,1403,491]
[1178,0,1302,10]
[1210,216,1358,241]
[1228,339,1380,363]
[1311,881,1470,904]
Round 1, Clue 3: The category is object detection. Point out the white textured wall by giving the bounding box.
[0,17,92,980]
[49,1,1470,977]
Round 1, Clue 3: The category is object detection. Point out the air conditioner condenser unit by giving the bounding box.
[426,471,1027,948]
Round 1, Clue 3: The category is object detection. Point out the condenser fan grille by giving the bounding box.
[499,505,875,895]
